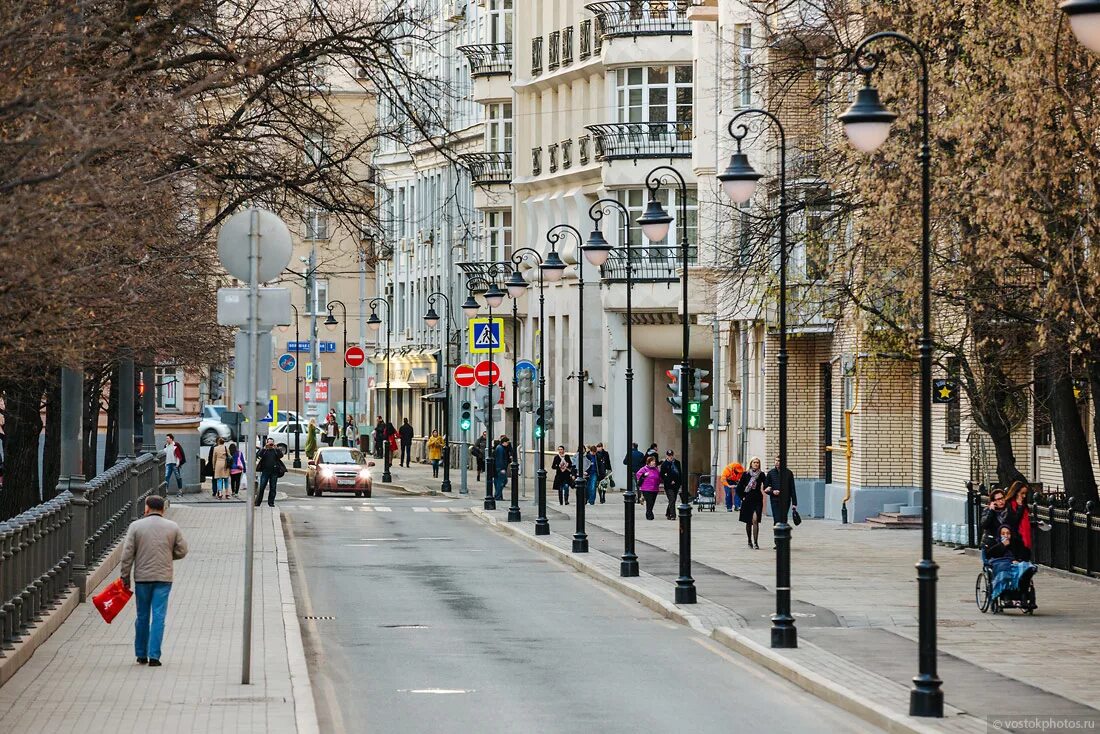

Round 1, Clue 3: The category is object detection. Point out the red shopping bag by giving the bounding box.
[92,578,133,624]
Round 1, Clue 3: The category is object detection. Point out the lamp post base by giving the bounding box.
[770,620,798,648]
[292,458,301,469]
[620,555,639,577]
[572,536,589,553]
[535,519,550,535]
[507,507,521,522]
[484,497,496,511]
[909,679,944,718]
[441,481,452,492]
[674,583,697,605]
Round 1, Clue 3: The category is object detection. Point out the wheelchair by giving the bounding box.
[975,552,1036,615]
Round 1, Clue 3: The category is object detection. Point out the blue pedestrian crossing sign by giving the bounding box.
[468,318,505,354]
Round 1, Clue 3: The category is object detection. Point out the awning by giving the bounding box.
[421,390,447,402]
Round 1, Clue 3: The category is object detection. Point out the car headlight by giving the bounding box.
[358,469,372,480]
[320,467,334,479]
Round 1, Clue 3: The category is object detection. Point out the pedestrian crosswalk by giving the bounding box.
[278,504,471,513]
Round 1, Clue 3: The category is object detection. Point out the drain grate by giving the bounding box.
[303,615,336,620]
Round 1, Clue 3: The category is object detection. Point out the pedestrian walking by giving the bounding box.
[163,434,185,497]
[645,443,659,460]
[119,495,188,667]
[581,445,599,505]
[473,431,487,481]
[304,418,319,460]
[721,461,745,512]
[323,414,338,447]
[357,414,371,454]
[736,457,766,549]
[228,442,244,496]
[635,454,662,520]
[201,443,216,492]
[373,416,386,458]
[764,455,798,540]
[254,437,286,508]
[427,430,445,478]
[595,442,612,503]
[623,442,645,479]
[552,445,573,504]
[399,418,414,467]
[344,416,356,448]
[385,421,398,463]
[493,437,510,500]
[659,449,683,520]
[211,437,230,499]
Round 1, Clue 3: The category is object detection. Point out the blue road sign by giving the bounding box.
[319,341,337,353]
[278,353,296,373]
[515,359,538,378]
[287,340,337,353]
[469,318,504,354]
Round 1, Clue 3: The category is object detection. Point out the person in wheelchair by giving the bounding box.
[984,525,1038,608]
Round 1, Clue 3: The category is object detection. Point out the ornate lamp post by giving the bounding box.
[324,300,349,446]
[366,298,393,483]
[424,292,456,492]
[463,268,507,511]
[839,31,941,718]
[280,304,303,467]
[581,199,638,577]
[636,166,697,604]
[717,108,796,648]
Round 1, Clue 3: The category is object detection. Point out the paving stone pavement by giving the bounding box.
[0,504,310,734]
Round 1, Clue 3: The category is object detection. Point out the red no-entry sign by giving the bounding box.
[474,360,500,387]
[344,346,366,368]
[453,363,476,387]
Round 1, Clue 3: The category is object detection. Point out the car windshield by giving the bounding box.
[319,449,362,465]
[207,406,228,421]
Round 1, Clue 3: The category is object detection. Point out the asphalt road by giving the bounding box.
[279,475,879,734]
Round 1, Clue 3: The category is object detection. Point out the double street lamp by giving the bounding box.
[324,300,349,447]
[424,292,456,493]
[837,31,941,718]
[366,298,393,483]
[635,166,697,605]
[580,199,639,577]
[716,109,796,649]
[280,304,304,468]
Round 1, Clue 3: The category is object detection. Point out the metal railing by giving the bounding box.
[578,134,591,164]
[585,1,692,38]
[561,139,573,169]
[547,142,559,173]
[0,452,164,651]
[580,19,593,59]
[459,152,513,185]
[548,30,561,70]
[586,121,693,161]
[531,36,543,75]
[599,246,694,283]
[457,43,513,77]
[561,26,574,66]
[532,146,542,176]
[594,17,604,53]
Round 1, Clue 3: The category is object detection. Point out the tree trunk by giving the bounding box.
[104,364,119,469]
[1045,352,1098,505]
[42,368,61,500]
[990,429,1026,488]
[83,367,106,477]
[0,375,45,519]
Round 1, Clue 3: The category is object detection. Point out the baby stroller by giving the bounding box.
[694,475,716,512]
[975,551,1036,615]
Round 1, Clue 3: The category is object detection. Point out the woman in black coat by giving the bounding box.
[551,445,575,505]
[736,457,766,549]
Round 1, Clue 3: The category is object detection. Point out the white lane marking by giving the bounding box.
[359,506,373,512]
[412,507,429,512]
[361,538,403,541]
[416,537,453,541]
[342,506,355,511]
[430,507,449,513]
[375,507,392,512]
[345,544,376,547]
[449,508,470,513]
[397,689,475,695]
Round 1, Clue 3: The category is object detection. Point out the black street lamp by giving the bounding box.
[839,31,941,718]
[366,298,393,483]
[636,166,697,604]
[281,304,304,468]
[507,244,566,536]
[424,292,456,493]
[505,273,523,523]
[464,268,508,511]
[718,109,796,649]
[1062,0,1100,53]
[325,300,349,447]
[582,199,638,577]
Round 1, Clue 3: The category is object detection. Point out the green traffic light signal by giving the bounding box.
[534,424,543,439]
[460,400,472,431]
[460,417,472,431]
[686,401,701,429]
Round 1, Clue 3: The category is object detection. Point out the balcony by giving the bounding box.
[586,121,692,161]
[548,30,561,71]
[458,43,513,77]
[459,152,512,185]
[532,36,543,75]
[600,246,693,284]
[585,1,692,39]
[778,282,836,333]
[547,142,559,173]
[578,134,591,165]
[561,26,574,66]
[561,139,573,170]
[580,19,593,59]
[532,146,542,176]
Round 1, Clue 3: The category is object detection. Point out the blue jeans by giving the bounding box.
[432,459,440,476]
[134,581,172,661]
[725,485,741,511]
[494,470,506,500]
[256,471,278,506]
[165,464,183,491]
[586,473,597,504]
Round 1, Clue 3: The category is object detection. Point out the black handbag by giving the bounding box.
[792,508,802,526]
[275,459,287,478]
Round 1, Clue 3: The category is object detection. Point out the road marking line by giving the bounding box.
[448,508,468,513]
[430,507,449,513]
[397,689,475,695]
[375,507,392,512]
[359,506,374,512]
[412,507,430,512]
[342,506,355,511]
[345,544,376,547]
[417,537,453,541]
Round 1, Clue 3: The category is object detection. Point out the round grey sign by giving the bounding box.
[217,208,293,283]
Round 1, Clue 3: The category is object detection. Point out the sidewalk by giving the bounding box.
[0,503,317,734]
[468,495,1100,732]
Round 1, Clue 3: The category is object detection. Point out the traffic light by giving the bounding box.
[665,365,683,415]
[460,401,472,432]
[686,400,702,429]
[691,368,710,404]
[473,386,490,423]
[517,367,534,412]
[534,399,555,439]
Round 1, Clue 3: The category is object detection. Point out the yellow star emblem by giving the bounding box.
[1074,386,1082,400]
[938,385,952,400]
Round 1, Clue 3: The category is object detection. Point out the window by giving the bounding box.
[488,0,512,44]
[1034,362,1052,448]
[840,356,856,438]
[486,103,513,152]
[487,211,512,262]
[617,188,697,255]
[304,130,328,168]
[804,200,830,281]
[304,208,329,240]
[615,65,693,125]
[155,367,183,411]
[736,24,752,107]
[311,278,329,316]
[945,357,961,444]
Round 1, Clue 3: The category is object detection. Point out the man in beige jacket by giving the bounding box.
[120,495,188,666]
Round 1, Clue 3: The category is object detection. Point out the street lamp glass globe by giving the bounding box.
[581,229,613,267]
[462,295,480,319]
[541,250,567,282]
[838,84,897,153]
[505,270,528,299]
[423,307,440,329]
[1062,0,1100,53]
[278,323,291,334]
[366,312,382,331]
[484,283,506,309]
[717,152,763,204]
[637,198,673,242]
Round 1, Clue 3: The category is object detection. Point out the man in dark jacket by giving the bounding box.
[372,417,385,458]
[254,438,285,507]
[659,449,683,520]
[398,418,414,467]
[765,455,798,528]
[493,438,510,500]
[595,442,612,503]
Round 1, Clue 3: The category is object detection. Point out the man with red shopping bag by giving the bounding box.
[119,495,188,666]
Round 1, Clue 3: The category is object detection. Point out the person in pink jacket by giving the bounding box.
[635,454,663,520]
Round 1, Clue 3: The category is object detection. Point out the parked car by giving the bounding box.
[266,421,305,455]
[306,447,375,498]
[198,405,233,446]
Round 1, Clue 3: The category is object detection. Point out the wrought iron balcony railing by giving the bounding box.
[561,26,574,66]
[585,1,692,39]
[580,19,593,59]
[532,146,542,176]
[459,152,512,185]
[599,246,696,283]
[458,43,513,77]
[578,134,591,165]
[548,30,561,70]
[532,36,543,75]
[547,142,559,173]
[586,121,693,161]
[561,139,573,170]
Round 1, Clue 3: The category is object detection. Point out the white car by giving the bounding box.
[266,421,306,454]
[198,405,234,446]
